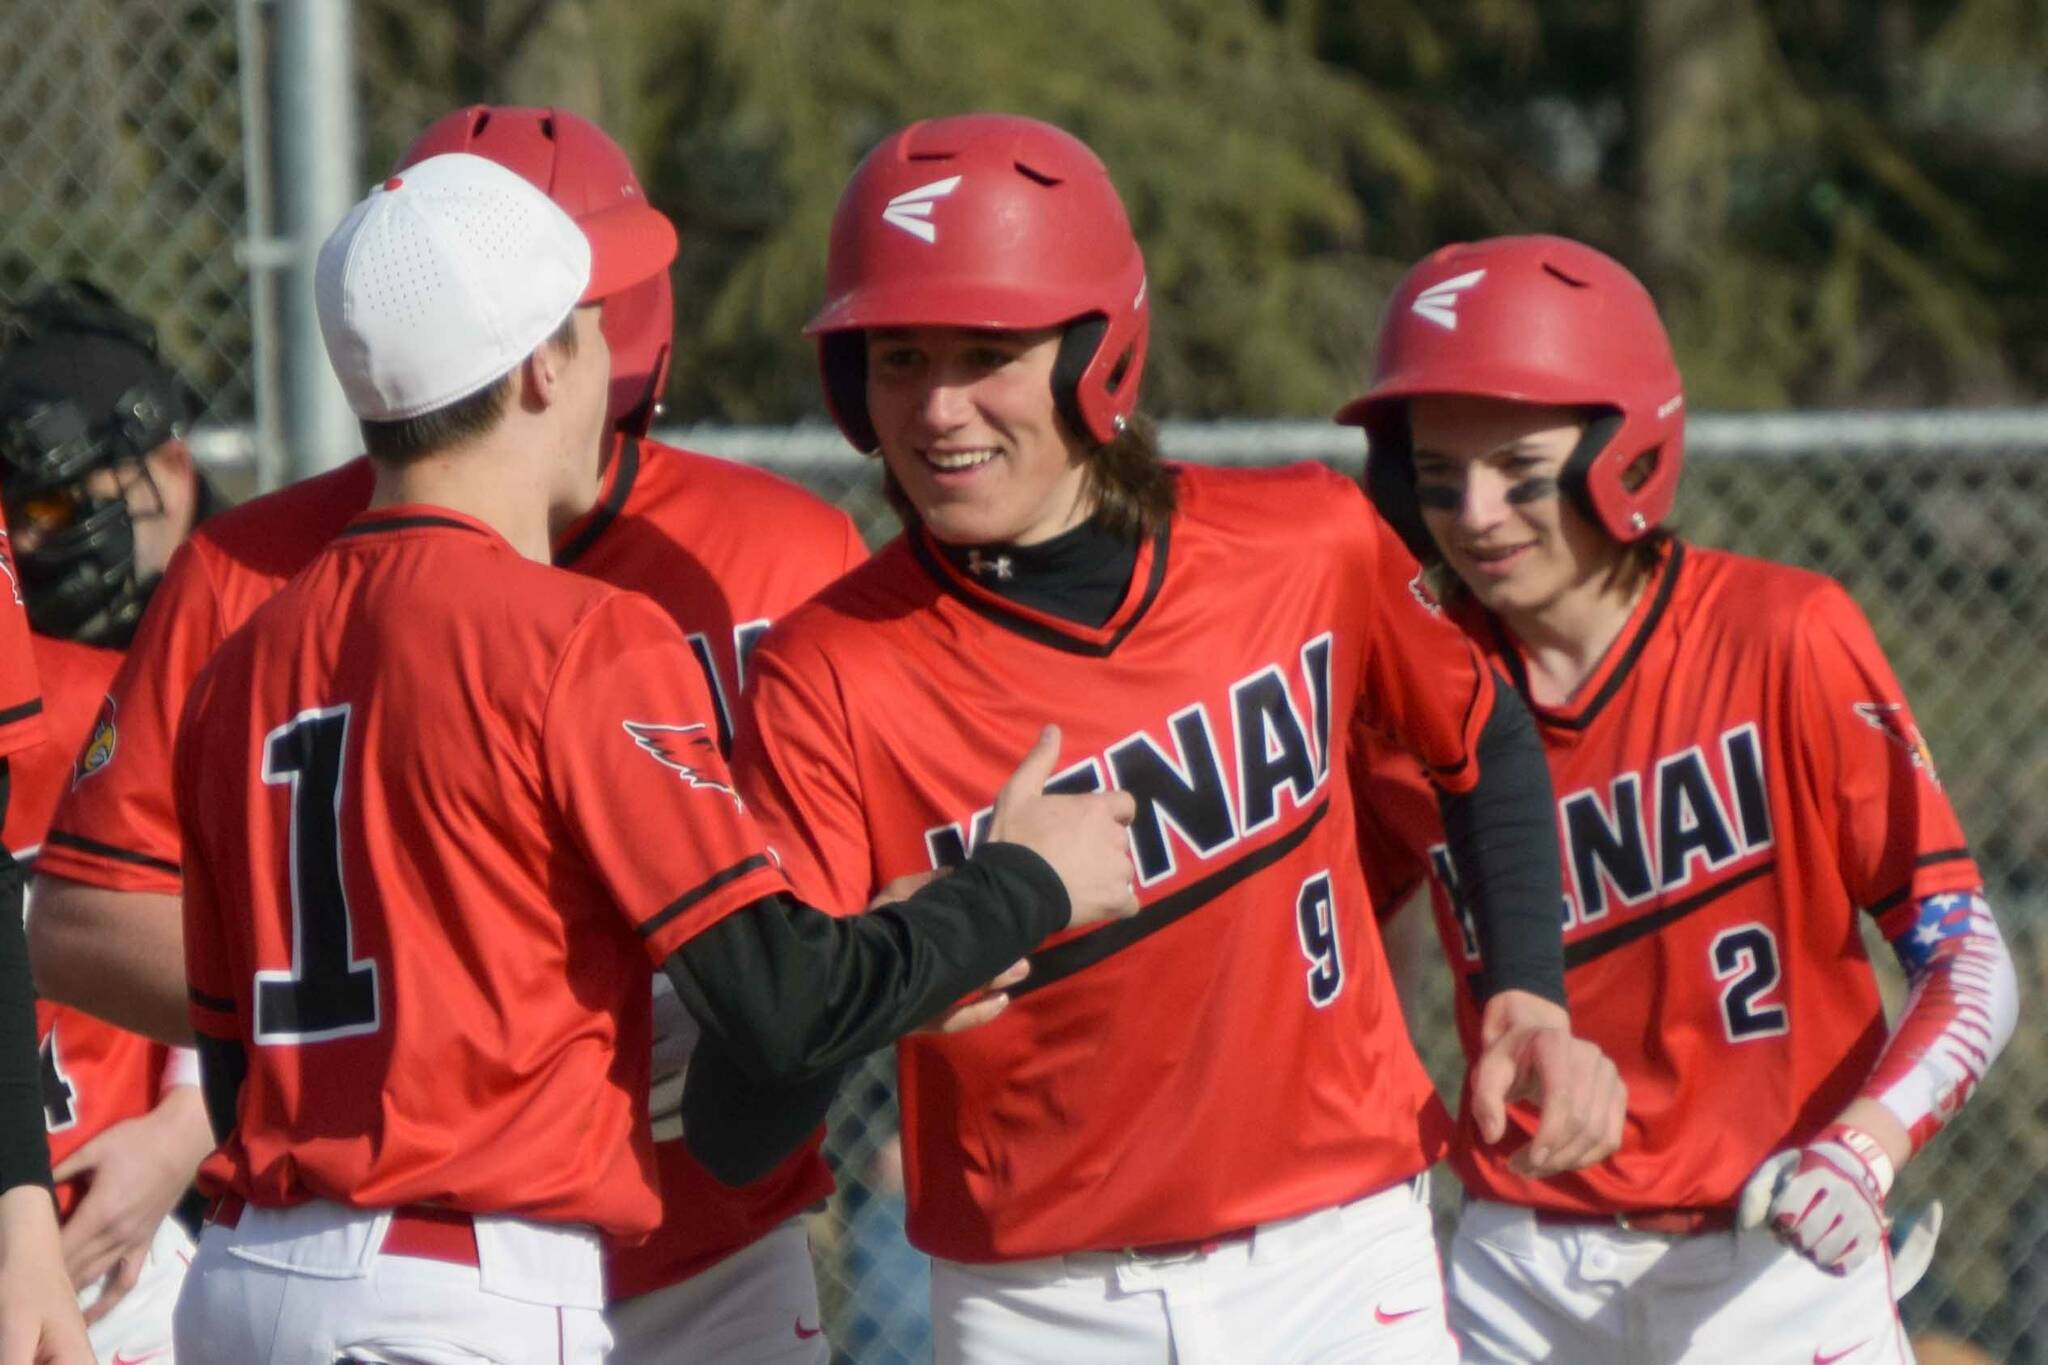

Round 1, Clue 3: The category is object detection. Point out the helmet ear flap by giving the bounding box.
[1051,317,1109,444]
[819,332,877,453]
[1558,410,1625,536]
[1361,414,1436,564]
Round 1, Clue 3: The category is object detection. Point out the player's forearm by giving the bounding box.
[1860,889,2017,1158]
[1435,680,1567,1005]
[680,1042,846,1187]
[663,841,1068,1087]
[26,877,193,1044]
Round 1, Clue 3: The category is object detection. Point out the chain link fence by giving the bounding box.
[3,6,2044,1361]
[694,428,2045,1365]
[0,0,255,423]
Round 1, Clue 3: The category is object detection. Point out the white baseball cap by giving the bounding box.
[315,152,606,423]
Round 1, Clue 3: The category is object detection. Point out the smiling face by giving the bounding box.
[864,325,1095,547]
[1408,394,1628,626]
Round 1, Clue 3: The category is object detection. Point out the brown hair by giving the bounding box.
[360,312,580,464]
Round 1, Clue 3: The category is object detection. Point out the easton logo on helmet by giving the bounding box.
[881,176,964,243]
[1411,269,1486,330]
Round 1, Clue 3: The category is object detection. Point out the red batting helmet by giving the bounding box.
[806,113,1149,451]
[1336,235,1685,555]
[399,106,677,436]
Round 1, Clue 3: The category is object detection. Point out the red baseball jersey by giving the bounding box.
[6,634,122,863]
[36,458,377,892]
[34,441,864,1285]
[574,439,863,1293]
[0,529,46,759]
[733,462,1499,1263]
[1352,543,1982,1214]
[5,635,168,1219]
[177,508,791,1236]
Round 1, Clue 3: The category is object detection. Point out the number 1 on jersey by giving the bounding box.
[39,1027,77,1132]
[255,705,380,1044]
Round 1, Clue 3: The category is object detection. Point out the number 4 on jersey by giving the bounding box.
[255,705,380,1044]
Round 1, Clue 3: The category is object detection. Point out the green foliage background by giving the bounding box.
[353,0,2048,426]
[3,3,2042,1355]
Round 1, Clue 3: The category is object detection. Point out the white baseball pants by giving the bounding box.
[606,1216,828,1365]
[1447,1198,1914,1365]
[931,1177,1457,1364]
[172,1199,611,1364]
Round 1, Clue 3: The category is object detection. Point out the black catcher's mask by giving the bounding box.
[0,280,201,648]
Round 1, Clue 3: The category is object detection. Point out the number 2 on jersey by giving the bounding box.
[1710,922,1787,1041]
[1296,871,1344,1007]
[255,705,380,1044]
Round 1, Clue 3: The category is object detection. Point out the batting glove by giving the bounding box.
[1737,1123,1895,1275]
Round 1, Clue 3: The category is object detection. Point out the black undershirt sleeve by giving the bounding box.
[669,841,1069,1185]
[1435,678,1568,1007]
[0,761,54,1194]
[195,1034,248,1148]
[677,1040,845,1187]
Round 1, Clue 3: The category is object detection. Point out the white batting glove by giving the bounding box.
[648,972,700,1144]
[1737,1123,1894,1275]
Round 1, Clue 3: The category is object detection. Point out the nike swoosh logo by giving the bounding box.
[112,1353,169,1365]
[1814,1344,1869,1365]
[794,1317,824,1340]
[1375,1304,1429,1326]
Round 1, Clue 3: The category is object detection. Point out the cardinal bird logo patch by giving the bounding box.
[72,695,117,787]
[1852,702,1941,787]
[623,720,743,811]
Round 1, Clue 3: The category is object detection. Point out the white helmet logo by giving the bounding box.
[882,176,963,244]
[1411,269,1487,330]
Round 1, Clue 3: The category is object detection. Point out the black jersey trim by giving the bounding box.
[1497,541,1685,733]
[187,985,236,1014]
[908,522,1171,658]
[1424,666,1502,788]
[44,829,181,877]
[1012,797,1328,997]
[554,434,641,568]
[0,699,44,729]
[640,854,775,939]
[333,514,490,540]
[1863,848,1977,916]
[1562,858,1775,968]
[1458,856,1777,997]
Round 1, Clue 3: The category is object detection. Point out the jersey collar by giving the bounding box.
[1485,538,1686,732]
[908,519,1172,658]
[333,505,515,559]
